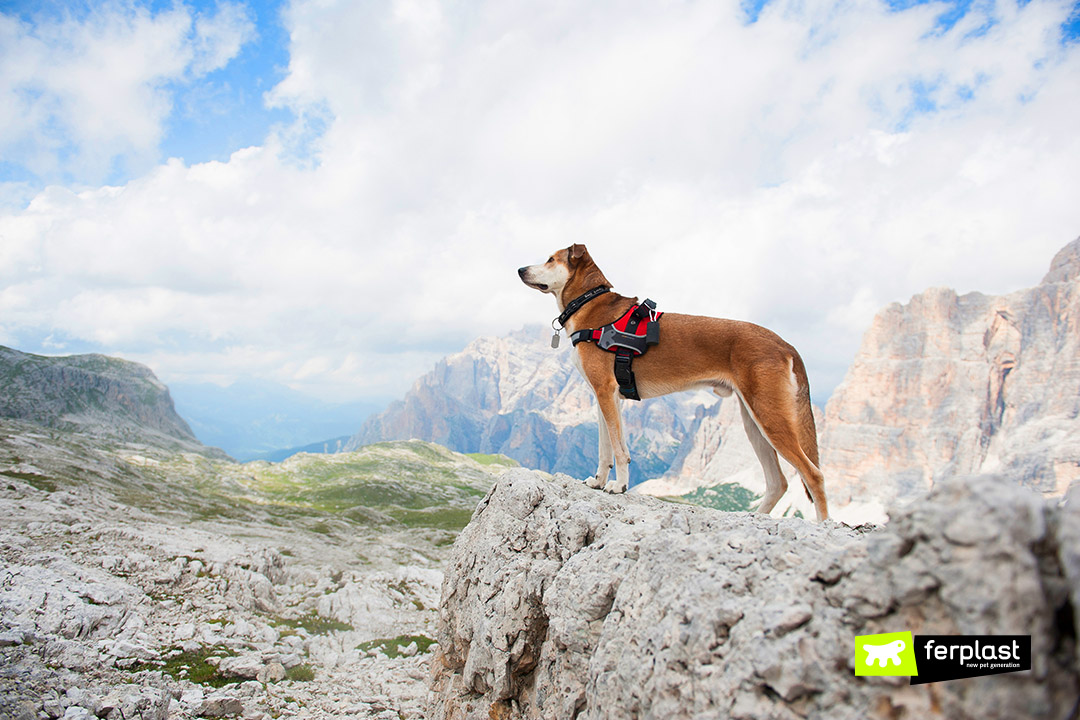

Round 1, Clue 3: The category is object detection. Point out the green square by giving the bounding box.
[855,631,919,676]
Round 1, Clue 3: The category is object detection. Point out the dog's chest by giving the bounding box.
[569,348,584,376]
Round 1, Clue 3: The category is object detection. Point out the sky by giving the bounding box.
[1,0,1079,407]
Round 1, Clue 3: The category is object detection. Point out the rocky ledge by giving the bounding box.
[429,470,1080,719]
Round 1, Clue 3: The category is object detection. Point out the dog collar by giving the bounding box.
[550,285,609,349]
[554,286,610,330]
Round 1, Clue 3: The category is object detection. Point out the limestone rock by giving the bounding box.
[820,236,1080,521]
[429,468,1079,720]
[199,692,244,718]
[98,686,170,720]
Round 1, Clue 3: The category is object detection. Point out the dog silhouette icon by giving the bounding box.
[863,639,906,667]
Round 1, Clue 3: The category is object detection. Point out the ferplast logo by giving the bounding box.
[854,632,1032,684]
[854,631,918,677]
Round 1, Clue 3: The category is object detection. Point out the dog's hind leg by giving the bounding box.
[737,371,829,521]
[587,403,612,489]
[738,398,788,515]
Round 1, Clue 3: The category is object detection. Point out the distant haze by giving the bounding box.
[169,379,385,460]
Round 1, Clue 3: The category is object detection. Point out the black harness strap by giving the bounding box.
[571,299,660,401]
[614,349,639,400]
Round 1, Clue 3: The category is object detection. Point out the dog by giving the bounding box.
[518,244,829,521]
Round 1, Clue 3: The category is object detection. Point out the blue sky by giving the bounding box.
[4,0,1077,190]
[0,0,293,188]
[1,0,1079,404]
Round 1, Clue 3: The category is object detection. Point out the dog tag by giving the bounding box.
[551,331,561,349]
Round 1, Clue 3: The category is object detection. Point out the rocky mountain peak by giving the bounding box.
[820,236,1080,520]
[0,345,219,456]
[1042,235,1080,284]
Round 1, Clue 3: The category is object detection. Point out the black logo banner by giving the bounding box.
[910,635,1031,685]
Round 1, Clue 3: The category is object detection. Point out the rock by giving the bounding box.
[99,686,170,720]
[258,663,286,683]
[111,640,159,661]
[63,688,99,715]
[429,468,1080,720]
[199,693,244,718]
[179,686,206,710]
[217,653,265,680]
[0,630,24,646]
[42,695,64,719]
[62,707,91,720]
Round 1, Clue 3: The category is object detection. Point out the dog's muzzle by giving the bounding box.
[518,267,547,290]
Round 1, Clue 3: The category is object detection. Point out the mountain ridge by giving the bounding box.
[0,345,224,458]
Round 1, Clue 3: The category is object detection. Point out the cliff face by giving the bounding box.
[0,345,216,455]
[346,327,715,485]
[429,469,1080,720]
[820,237,1080,518]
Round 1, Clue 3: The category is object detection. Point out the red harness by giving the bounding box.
[571,299,662,399]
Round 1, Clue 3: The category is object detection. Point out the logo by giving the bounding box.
[854,632,1031,684]
[854,632,918,676]
[910,635,1031,685]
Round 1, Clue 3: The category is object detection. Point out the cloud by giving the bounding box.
[1,0,1078,404]
[0,1,255,183]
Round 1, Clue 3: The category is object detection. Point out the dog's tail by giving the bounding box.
[791,353,820,501]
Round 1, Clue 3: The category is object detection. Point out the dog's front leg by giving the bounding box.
[597,390,630,494]
[586,403,612,489]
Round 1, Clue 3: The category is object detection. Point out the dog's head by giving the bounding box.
[518,244,610,303]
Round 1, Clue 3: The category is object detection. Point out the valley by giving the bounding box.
[0,417,510,720]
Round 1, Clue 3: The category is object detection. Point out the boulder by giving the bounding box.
[429,469,1079,720]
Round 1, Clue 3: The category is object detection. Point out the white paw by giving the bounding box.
[585,474,605,489]
[603,481,627,494]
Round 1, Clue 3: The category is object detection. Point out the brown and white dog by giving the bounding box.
[518,244,829,521]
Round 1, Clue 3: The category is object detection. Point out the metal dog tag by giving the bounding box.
[550,331,561,349]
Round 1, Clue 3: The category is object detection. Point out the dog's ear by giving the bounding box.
[568,244,588,264]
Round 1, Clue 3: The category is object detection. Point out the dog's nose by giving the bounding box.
[517,267,528,278]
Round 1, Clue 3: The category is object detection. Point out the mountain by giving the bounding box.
[819,236,1080,521]
[169,378,384,460]
[0,345,220,456]
[346,326,717,486]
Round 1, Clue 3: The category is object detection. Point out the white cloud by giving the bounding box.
[0,1,254,182]
[1,0,1078,404]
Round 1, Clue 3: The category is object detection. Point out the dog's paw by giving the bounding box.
[585,474,606,489]
[603,481,627,494]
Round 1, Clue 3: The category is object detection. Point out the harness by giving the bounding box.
[570,299,661,401]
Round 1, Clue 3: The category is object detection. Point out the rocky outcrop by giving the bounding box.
[347,327,715,486]
[820,236,1080,521]
[429,469,1079,719]
[0,345,219,456]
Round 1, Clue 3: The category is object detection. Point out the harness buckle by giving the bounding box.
[598,325,648,355]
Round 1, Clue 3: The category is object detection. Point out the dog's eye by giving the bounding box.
[547,256,554,263]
